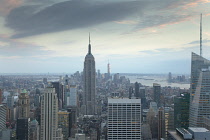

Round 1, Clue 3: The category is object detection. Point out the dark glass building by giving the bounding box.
[174,92,190,129]
[16,118,30,140]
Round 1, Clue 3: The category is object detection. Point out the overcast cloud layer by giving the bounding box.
[0,0,210,73]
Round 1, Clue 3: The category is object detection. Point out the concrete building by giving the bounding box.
[108,98,141,140]
[58,111,70,140]
[40,87,63,140]
[18,89,30,118]
[30,119,39,140]
[68,85,77,107]
[188,127,210,139]
[83,36,96,115]
[158,107,165,140]
[16,90,30,140]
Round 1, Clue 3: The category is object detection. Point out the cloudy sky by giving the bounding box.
[0,0,210,74]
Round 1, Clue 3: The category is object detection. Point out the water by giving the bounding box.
[125,75,190,89]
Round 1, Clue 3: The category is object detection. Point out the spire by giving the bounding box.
[88,33,91,54]
[200,13,202,57]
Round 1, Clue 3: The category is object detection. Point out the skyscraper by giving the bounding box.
[189,53,210,127]
[134,82,140,98]
[83,35,96,115]
[0,105,6,131]
[52,82,64,109]
[69,85,77,107]
[16,90,30,140]
[0,89,2,104]
[18,90,30,118]
[153,83,161,107]
[174,92,190,129]
[40,87,63,140]
[58,111,70,140]
[158,107,165,140]
[108,98,141,140]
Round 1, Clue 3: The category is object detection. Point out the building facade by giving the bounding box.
[58,111,70,140]
[108,98,141,140]
[153,83,161,107]
[174,92,190,129]
[40,87,63,140]
[16,90,30,140]
[0,105,6,131]
[83,37,96,115]
[189,53,210,127]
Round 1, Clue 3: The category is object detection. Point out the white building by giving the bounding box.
[108,98,141,140]
[40,87,63,140]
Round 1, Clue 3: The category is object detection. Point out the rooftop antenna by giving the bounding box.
[89,32,91,45]
[88,33,91,54]
[200,13,202,57]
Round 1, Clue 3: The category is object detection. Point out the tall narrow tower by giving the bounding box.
[200,13,202,57]
[107,60,110,74]
[83,34,96,115]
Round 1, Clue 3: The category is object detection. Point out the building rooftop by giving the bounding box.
[188,127,210,132]
[108,98,141,103]
[168,131,184,140]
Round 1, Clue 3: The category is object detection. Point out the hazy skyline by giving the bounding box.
[0,0,210,73]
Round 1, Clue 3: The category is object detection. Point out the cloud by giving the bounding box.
[188,39,210,44]
[6,0,145,38]
[0,36,53,58]
[136,14,192,30]
[0,0,24,16]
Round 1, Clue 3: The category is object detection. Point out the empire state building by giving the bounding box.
[83,35,96,115]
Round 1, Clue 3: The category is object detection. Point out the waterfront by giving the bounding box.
[125,74,190,89]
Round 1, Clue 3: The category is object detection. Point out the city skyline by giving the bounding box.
[0,0,210,73]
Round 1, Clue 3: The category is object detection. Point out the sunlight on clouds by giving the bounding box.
[0,0,24,16]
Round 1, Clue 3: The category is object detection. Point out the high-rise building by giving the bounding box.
[158,107,165,140]
[153,83,161,107]
[7,94,14,108]
[168,72,172,83]
[18,90,30,118]
[174,92,190,129]
[58,111,70,140]
[140,87,147,109]
[128,86,133,99]
[40,87,63,140]
[108,98,141,140]
[0,89,2,104]
[134,82,140,98]
[68,85,77,107]
[0,105,6,131]
[16,90,30,140]
[107,61,110,74]
[189,53,210,127]
[16,118,30,140]
[164,107,174,138]
[52,82,64,109]
[30,119,39,140]
[83,35,96,115]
